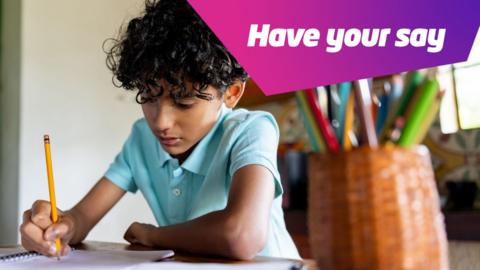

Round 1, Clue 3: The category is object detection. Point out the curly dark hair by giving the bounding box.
[105,0,248,104]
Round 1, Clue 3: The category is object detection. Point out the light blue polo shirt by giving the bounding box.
[104,105,300,259]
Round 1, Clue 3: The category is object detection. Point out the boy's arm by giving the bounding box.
[64,177,127,244]
[21,177,125,255]
[123,164,275,260]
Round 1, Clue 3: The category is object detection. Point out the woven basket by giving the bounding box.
[308,145,449,270]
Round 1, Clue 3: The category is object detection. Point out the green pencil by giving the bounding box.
[412,90,444,144]
[380,71,425,143]
[397,79,440,147]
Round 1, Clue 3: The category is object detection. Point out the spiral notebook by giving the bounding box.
[0,248,175,269]
[0,248,301,270]
[0,250,41,263]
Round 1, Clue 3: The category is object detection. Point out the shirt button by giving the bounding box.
[173,168,183,177]
[172,188,181,196]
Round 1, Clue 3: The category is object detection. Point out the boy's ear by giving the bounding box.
[223,81,245,108]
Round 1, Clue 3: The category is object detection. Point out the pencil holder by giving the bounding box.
[308,145,449,270]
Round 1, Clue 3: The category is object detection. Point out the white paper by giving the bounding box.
[132,261,297,270]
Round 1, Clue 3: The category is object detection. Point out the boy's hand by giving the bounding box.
[20,200,74,257]
[124,222,158,247]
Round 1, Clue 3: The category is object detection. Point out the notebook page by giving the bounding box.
[131,261,300,270]
[0,249,174,270]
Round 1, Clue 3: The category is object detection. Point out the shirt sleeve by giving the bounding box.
[104,125,139,193]
[229,115,283,198]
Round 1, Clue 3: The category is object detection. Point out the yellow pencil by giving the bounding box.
[43,135,61,260]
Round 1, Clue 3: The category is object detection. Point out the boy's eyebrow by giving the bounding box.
[168,85,212,98]
[195,91,214,101]
[140,77,214,102]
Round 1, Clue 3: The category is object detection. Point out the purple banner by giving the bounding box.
[188,0,480,95]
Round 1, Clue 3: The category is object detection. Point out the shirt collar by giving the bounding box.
[181,104,231,175]
[157,145,173,168]
[157,104,231,175]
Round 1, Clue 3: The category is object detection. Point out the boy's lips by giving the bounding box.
[159,136,181,146]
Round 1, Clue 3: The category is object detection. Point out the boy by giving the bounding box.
[20,0,300,260]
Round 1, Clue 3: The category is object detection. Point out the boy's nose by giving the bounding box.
[154,106,175,132]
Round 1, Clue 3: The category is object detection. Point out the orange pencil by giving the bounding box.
[43,135,61,260]
[343,91,355,151]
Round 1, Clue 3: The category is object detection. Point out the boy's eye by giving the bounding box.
[174,97,196,109]
[175,102,194,109]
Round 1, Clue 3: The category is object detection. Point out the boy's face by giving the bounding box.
[141,81,223,160]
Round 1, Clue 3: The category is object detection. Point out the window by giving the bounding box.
[439,30,480,133]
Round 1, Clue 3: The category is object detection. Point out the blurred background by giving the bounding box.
[0,0,151,245]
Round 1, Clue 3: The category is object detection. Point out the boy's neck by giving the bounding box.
[173,143,197,164]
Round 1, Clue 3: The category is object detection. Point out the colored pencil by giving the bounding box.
[380,71,425,143]
[398,79,440,147]
[295,91,326,152]
[412,89,445,144]
[337,82,351,144]
[305,89,340,153]
[343,90,355,151]
[375,82,391,134]
[352,79,378,148]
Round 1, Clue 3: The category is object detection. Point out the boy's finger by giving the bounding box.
[20,221,44,243]
[22,210,32,223]
[44,222,70,241]
[45,241,60,257]
[61,244,72,256]
[25,237,55,257]
[123,227,138,244]
[31,200,53,229]
[20,222,55,256]
[21,234,37,252]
